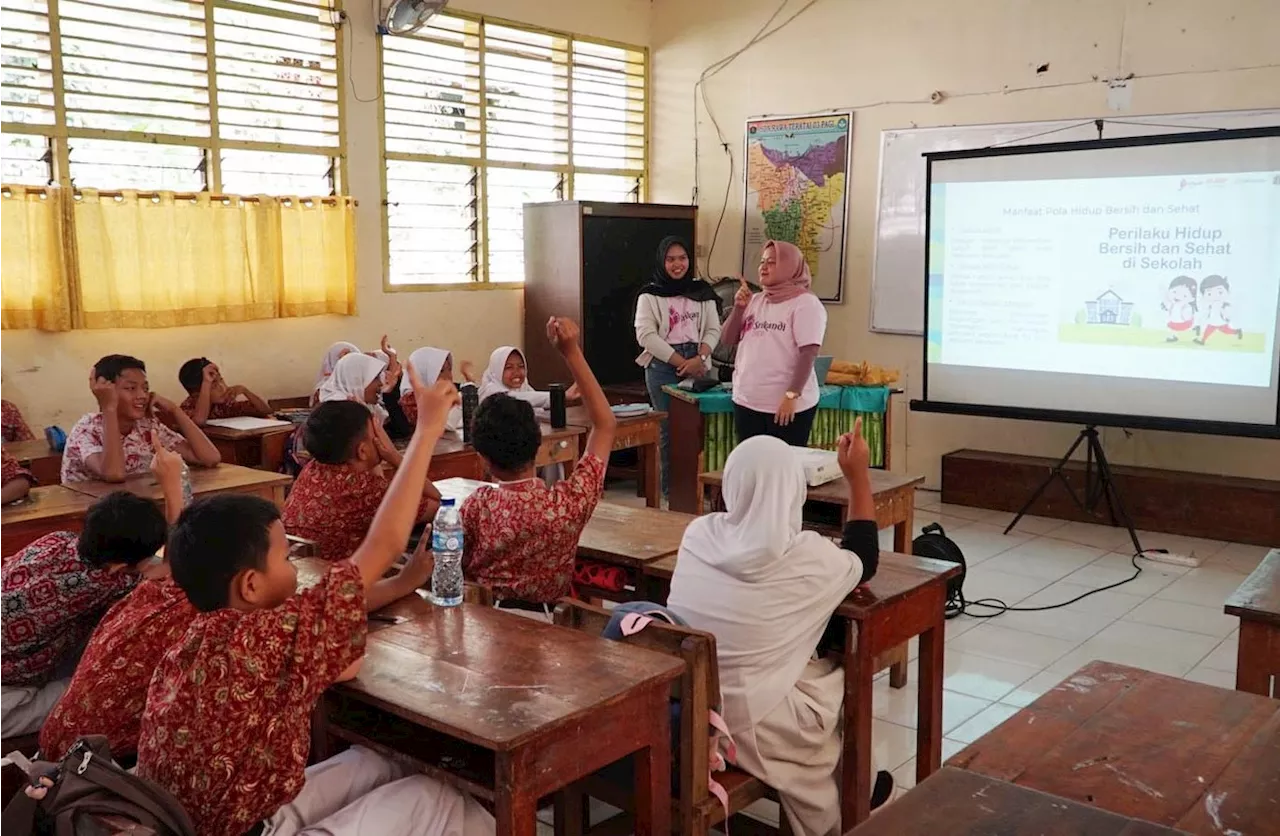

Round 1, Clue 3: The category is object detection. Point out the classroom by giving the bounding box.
[2,0,1278,834]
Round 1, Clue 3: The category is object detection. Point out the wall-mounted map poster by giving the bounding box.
[743,112,852,303]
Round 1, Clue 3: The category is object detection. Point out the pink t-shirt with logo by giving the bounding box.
[665,296,703,347]
[732,293,827,413]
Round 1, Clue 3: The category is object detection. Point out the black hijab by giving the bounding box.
[639,236,719,302]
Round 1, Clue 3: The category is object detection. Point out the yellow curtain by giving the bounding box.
[1,186,72,331]
[277,196,357,318]
[70,190,357,329]
[74,190,280,329]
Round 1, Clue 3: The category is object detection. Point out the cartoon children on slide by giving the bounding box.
[1193,274,1243,345]
[1161,275,1197,343]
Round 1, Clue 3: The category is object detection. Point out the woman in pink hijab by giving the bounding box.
[720,240,828,445]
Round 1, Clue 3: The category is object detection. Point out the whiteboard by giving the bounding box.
[869,109,1280,335]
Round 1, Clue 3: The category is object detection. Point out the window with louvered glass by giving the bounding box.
[1,0,54,183]
[381,13,647,287]
[386,160,478,285]
[571,40,645,172]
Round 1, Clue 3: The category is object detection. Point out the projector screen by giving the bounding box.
[917,127,1280,438]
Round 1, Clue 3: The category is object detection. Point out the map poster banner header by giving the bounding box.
[742,112,853,303]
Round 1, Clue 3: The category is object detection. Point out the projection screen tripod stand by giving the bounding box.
[1003,426,1144,555]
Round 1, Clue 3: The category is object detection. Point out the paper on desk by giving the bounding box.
[205,416,293,431]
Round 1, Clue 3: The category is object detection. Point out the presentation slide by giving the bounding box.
[924,134,1280,429]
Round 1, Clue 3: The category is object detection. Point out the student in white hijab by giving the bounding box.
[311,341,361,405]
[317,353,389,421]
[666,428,888,836]
[401,347,473,434]
[477,346,579,412]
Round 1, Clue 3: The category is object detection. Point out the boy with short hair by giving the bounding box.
[61,354,221,483]
[462,317,616,607]
[2,448,33,504]
[136,370,492,836]
[283,400,441,561]
[1,436,183,738]
[177,357,273,426]
[40,476,435,762]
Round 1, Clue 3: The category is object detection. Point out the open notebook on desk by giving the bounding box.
[205,416,293,431]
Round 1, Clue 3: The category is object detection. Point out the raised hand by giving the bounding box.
[409,362,460,433]
[546,316,581,354]
[149,394,178,417]
[150,429,185,486]
[836,417,871,478]
[734,276,752,309]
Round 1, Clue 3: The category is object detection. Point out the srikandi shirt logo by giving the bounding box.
[742,314,788,335]
[668,306,701,330]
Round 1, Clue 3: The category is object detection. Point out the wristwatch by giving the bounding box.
[784,391,799,400]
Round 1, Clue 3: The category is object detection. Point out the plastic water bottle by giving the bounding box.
[179,461,193,508]
[430,499,464,606]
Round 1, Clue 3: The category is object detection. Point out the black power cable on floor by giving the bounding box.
[946,548,1169,620]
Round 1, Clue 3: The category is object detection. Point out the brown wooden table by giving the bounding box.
[317,604,685,836]
[536,423,584,471]
[405,428,585,483]
[848,767,1187,835]
[1,485,96,558]
[575,502,695,601]
[3,439,62,486]
[201,421,296,472]
[641,550,958,829]
[951,661,1280,835]
[63,463,292,507]
[699,468,924,553]
[1225,548,1280,697]
[554,405,664,508]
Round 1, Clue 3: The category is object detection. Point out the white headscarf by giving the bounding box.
[315,341,360,389]
[371,350,396,388]
[478,346,551,410]
[318,353,389,422]
[401,347,451,396]
[666,436,864,732]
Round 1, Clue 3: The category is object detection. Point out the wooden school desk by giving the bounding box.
[575,502,695,600]
[641,550,959,830]
[64,464,291,507]
[316,605,685,836]
[1,486,97,557]
[1225,548,1280,697]
[4,438,63,486]
[536,423,584,471]
[848,767,1186,835]
[551,405,665,508]
[951,660,1280,835]
[200,421,295,472]
[700,468,925,553]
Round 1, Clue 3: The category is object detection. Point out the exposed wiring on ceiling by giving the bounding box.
[692,0,824,277]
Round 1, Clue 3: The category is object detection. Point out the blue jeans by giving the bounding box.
[644,342,700,496]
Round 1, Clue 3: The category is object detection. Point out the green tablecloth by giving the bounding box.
[662,384,890,470]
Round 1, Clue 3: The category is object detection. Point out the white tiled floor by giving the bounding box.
[599,484,1275,806]
[881,488,1272,798]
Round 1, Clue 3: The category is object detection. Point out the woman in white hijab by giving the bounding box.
[401,347,473,434]
[666,429,888,836]
[477,346,579,412]
[310,341,361,406]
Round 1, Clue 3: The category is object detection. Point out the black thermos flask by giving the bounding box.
[548,383,567,429]
[460,383,479,442]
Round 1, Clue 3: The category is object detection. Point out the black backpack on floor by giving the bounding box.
[912,523,967,619]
